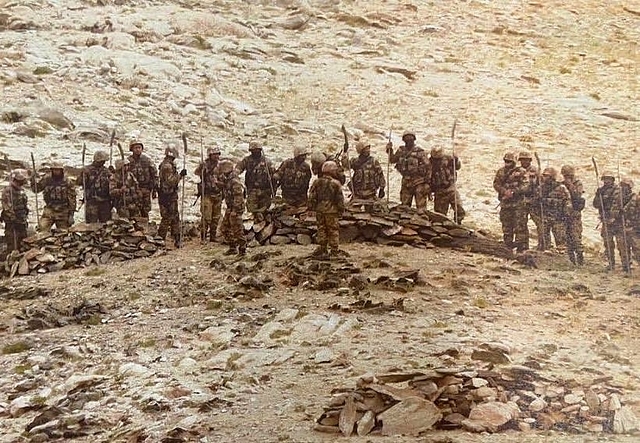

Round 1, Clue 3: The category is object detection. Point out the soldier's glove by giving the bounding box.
[180,169,187,177]
[385,142,393,154]
[108,166,116,174]
[378,189,385,199]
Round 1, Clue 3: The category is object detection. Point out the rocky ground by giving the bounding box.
[1,0,640,441]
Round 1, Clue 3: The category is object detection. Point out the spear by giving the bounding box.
[451,119,459,223]
[108,128,116,168]
[30,152,40,227]
[340,124,353,199]
[200,137,205,244]
[386,127,391,203]
[617,158,630,274]
[534,152,546,250]
[592,156,612,267]
[180,133,188,247]
[79,143,87,211]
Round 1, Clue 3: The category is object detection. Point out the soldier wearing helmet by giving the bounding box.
[386,129,431,212]
[340,139,385,206]
[157,141,187,248]
[607,175,635,272]
[218,160,247,256]
[2,170,30,254]
[273,145,312,208]
[31,161,76,231]
[127,136,158,225]
[493,152,530,252]
[109,158,142,220]
[536,167,572,256]
[623,178,640,268]
[517,150,544,250]
[560,164,585,265]
[429,145,464,224]
[308,161,345,257]
[592,170,625,271]
[235,140,276,223]
[77,150,112,223]
[194,145,223,242]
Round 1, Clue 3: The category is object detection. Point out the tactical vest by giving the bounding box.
[395,147,428,178]
[128,154,155,190]
[201,159,221,195]
[4,187,29,222]
[542,183,570,217]
[430,157,456,191]
[223,176,245,212]
[594,185,616,216]
[351,156,381,192]
[86,164,111,201]
[243,156,272,190]
[158,159,178,195]
[43,177,70,207]
[279,159,310,192]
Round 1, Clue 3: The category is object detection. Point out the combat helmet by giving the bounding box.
[93,151,109,163]
[293,146,309,158]
[430,146,444,159]
[355,140,371,154]
[322,161,340,178]
[402,130,416,140]
[50,161,64,170]
[560,165,575,177]
[165,146,179,159]
[248,140,262,151]
[129,137,144,151]
[518,151,533,161]
[503,152,517,162]
[217,160,235,174]
[601,171,615,179]
[207,146,221,156]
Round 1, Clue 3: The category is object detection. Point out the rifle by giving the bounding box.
[617,158,630,273]
[180,133,187,247]
[79,143,87,210]
[451,119,459,223]
[30,152,40,227]
[534,152,546,250]
[341,124,353,198]
[592,156,612,266]
[109,129,116,168]
[386,127,391,203]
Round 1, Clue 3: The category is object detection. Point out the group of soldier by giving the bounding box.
[2,130,637,270]
[493,150,640,273]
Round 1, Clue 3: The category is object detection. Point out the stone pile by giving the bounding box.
[315,364,640,436]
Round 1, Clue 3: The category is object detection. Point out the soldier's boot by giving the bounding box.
[224,246,237,256]
[312,246,328,257]
[237,245,246,256]
[173,236,182,248]
[576,251,584,266]
[568,251,576,265]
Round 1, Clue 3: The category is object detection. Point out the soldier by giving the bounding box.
[386,130,431,213]
[127,138,158,225]
[2,171,29,254]
[592,172,622,271]
[561,165,585,265]
[274,146,312,207]
[310,150,346,184]
[194,146,223,242]
[32,162,76,231]
[539,168,572,258]
[157,145,187,247]
[624,186,640,266]
[430,146,464,224]
[109,159,142,220]
[218,160,247,256]
[493,152,529,252]
[78,150,112,223]
[236,140,276,223]
[308,161,345,257]
[609,177,634,272]
[518,151,544,250]
[342,139,385,202]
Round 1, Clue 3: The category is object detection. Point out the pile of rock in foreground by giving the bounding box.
[315,365,639,436]
[2,220,166,277]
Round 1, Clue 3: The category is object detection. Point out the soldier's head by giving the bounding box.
[249,140,263,159]
[355,140,371,156]
[402,130,416,148]
[621,177,634,189]
[560,165,575,178]
[503,152,517,168]
[165,145,179,160]
[518,151,533,167]
[129,138,144,156]
[50,161,64,178]
[430,146,444,160]
[115,159,129,170]
[10,170,27,187]
[321,161,340,179]
[217,160,235,178]
[93,150,109,166]
[293,146,308,162]
[309,151,326,175]
[542,167,558,182]
[601,171,615,185]
[207,146,221,160]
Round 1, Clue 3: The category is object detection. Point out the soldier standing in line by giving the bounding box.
[31,162,76,231]
[386,130,431,213]
[110,159,142,220]
[593,171,620,271]
[127,138,158,226]
[236,140,276,223]
[518,151,543,250]
[561,165,585,266]
[194,146,223,242]
[274,146,312,208]
[157,145,186,247]
[78,150,112,223]
[430,146,464,224]
[539,168,572,258]
[493,152,529,252]
[218,160,247,256]
[310,150,346,184]
[2,171,29,254]
[341,139,385,203]
[624,186,640,266]
[308,161,345,258]
[609,177,634,273]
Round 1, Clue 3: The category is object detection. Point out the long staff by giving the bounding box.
[180,133,188,246]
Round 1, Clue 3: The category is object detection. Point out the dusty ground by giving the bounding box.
[1,0,640,441]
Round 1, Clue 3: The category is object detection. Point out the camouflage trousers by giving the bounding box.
[601,223,630,270]
[499,205,528,252]
[247,188,272,222]
[158,196,180,241]
[220,210,246,248]
[565,214,584,265]
[5,222,27,253]
[139,189,152,221]
[628,229,640,264]
[530,211,565,250]
[85,200,112,224]
[201,194,223,241]
[281,190,308,208]
[116,201,143,221]
[400,182,429,213]
[316,212,340,251]
[434,188,465,223]
[40,206,72,231]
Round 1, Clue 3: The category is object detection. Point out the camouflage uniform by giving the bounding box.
[274,148,312,207]
[388,132,431,212]
[493,153,529,252]
[308,162,345,255]
[562,166,585,265]
[310,151,347,185]
[32,166,76,231]
[608,179,634,272]
[109,160,143,220]
[128,149,158,222]
[157,153,183,245]
[219,161,247,255]
[1,173,29,253]
[592,176,625,271]
[78,151,112,223]
[236,141,276,223]
[519,156,545,250]
[194,150,223,241]
[624,191,640,265]
[342,140,385,201]
[539,169,572,257]
[430,147,464,223]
